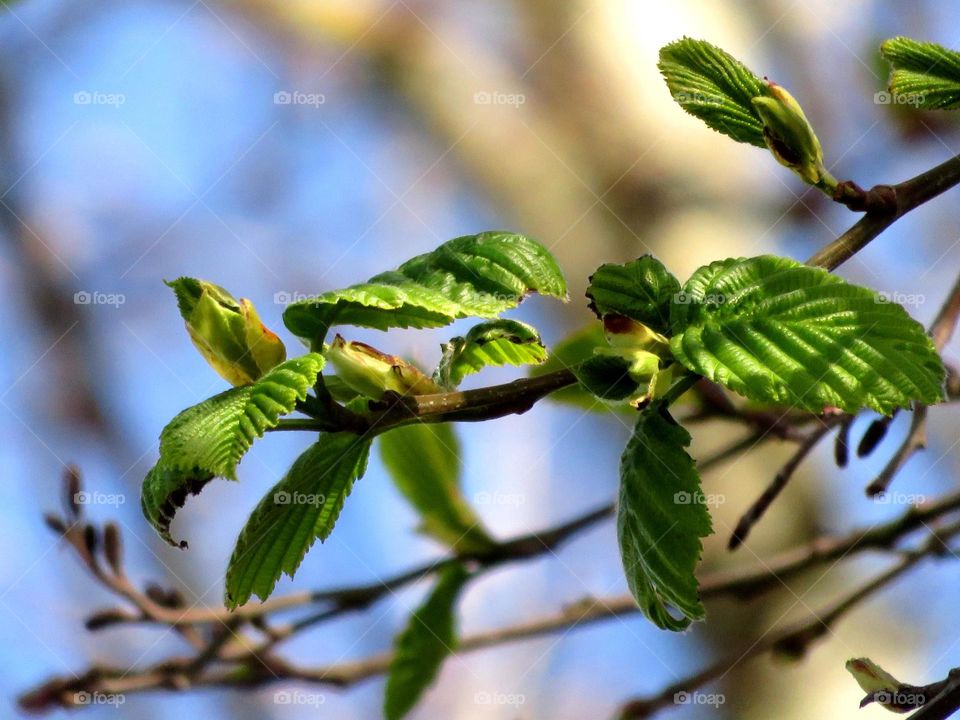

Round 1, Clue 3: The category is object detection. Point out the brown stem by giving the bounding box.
[808,154,960,270]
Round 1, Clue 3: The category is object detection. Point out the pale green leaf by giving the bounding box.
[587,256,680,333]
[659,37,768,147]
[434,319,547,389]
[618,402,712,631]
[378,422,495,554]
[141,354,325,547]
[384,563,469,720]
[882,37,960,110]
[283,231,567,340]
[225,432,372,608]
[669,256,945,414]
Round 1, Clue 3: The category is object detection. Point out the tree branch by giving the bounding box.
[808,154,960,270]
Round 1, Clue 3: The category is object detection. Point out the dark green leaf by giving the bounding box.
[575,354,642,401]
[384,563,469,720]
[224,432,372,608]
[586,256,680,334]
[618,403,712,631]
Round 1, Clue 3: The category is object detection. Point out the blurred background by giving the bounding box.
[2,0,960,717]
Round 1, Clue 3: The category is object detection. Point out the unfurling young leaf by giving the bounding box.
[378,422,496,554]
[659,37,767,147]
[587,255,679,335]
[617,401,712,631]
[434,319,547,389]
[668,255,945,415]
[659,38,833,191]
[166,277,286,386]
[282,231,567,342]
[529,323,617,410]
[881,37,960,110]
[141,354,325,547]
[326,335,441,399]
[384,563,469,720]
[752,82,837,191]
[579,258,681,407]
[224,432,371,608]
[846,657,923,712]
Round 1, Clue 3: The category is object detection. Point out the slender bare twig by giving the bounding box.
[728,418,841,550]
[618,520,960,719]
[22,480,960,712]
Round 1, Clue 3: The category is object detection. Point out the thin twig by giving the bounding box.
[728,419,841,550]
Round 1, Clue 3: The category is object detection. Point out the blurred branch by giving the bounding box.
[21,470,960,712]
[619,519,960,719]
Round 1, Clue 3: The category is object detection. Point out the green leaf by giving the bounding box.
[575,353,643,401]
[141,354,325,547]
[587,256,680,334]
[881,37,960,110]
[669,255,945,415]
[378,422,495,553]
[283,231,567,340]
[529,323,615,409]
[434,319,547,389]
[618,402,712,631]
[659,37,768,147]
[384,563,469,720]
[224,432,372,608]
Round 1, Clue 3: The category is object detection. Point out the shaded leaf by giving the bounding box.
[225,432,372,608]
[529,323,611,409]
[618,402,712,630]
[384,563,469,720]
[379,422,495,553]
[587,256,680,334]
